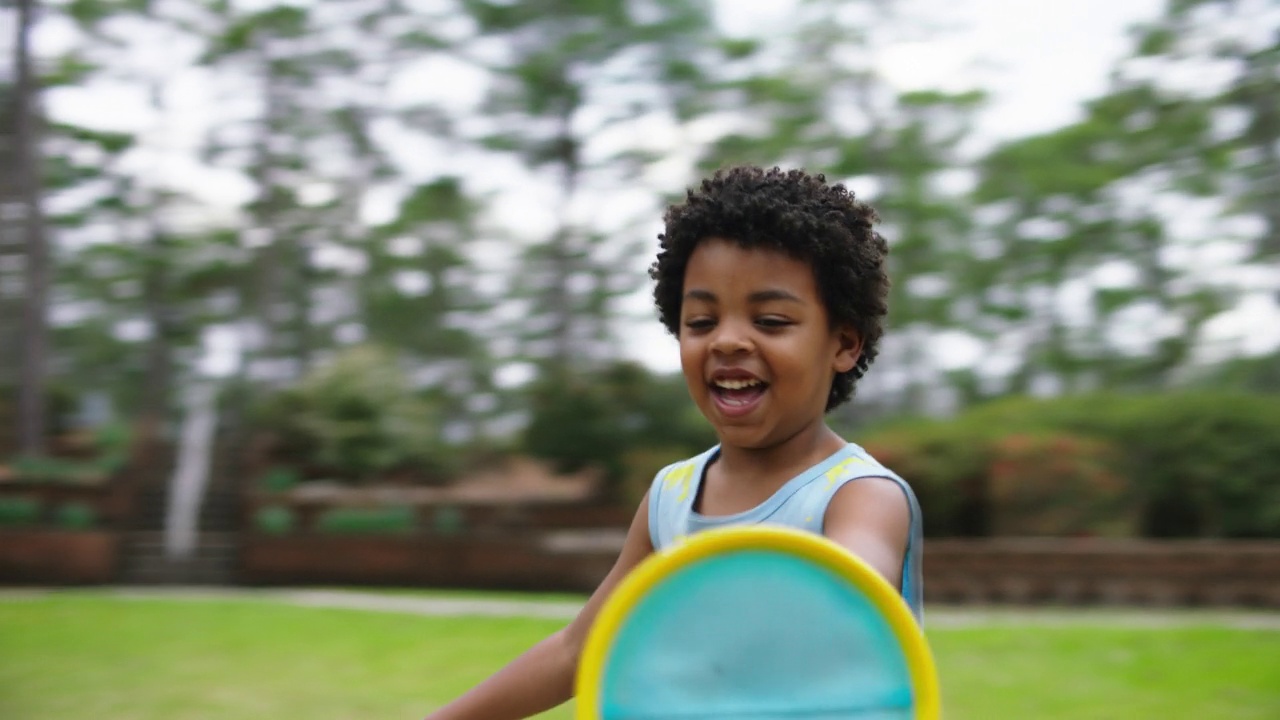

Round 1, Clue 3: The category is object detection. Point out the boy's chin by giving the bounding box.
[713,426,777,451]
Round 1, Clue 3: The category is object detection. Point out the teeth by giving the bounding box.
[714,378,762,390]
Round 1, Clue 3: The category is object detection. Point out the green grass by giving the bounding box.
[1,594,1278,719]
[319,586,589,604]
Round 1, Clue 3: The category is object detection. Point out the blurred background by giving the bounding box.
[2,0,1279,588]
[4,2,1280,718]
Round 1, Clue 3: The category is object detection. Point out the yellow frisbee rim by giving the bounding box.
[574,525,940,719]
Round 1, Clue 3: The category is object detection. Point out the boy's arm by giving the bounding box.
[424,491,655,720]
[822,478,911,589]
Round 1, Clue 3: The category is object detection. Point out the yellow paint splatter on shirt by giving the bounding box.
[663,462,696,503]
[823,455,869,488]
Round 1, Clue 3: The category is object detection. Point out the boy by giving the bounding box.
[425,165,921,720]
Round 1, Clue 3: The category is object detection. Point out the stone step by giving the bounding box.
[122,555,237,571]
[125,549,238,564]
[118,530,241,585]
[130,496,243,532]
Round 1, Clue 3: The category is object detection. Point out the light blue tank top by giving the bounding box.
[647,442,924,621]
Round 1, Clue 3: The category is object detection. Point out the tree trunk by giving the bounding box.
[131,218,175,473]
[15,0,49,456]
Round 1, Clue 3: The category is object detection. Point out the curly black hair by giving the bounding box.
[649,165,889,411]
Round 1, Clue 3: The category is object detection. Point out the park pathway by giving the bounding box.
[2,587,1280,629]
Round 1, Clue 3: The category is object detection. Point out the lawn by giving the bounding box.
[2,593,1278,719]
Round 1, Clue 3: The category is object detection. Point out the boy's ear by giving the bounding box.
[832,325,863,374]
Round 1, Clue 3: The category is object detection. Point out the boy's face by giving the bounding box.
[678,237,861,451]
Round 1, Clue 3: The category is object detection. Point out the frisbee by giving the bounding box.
[575,525,940,719]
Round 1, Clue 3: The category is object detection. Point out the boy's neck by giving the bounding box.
[714,420,846,487]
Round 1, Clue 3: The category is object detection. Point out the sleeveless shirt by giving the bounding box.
[647,442,924,621]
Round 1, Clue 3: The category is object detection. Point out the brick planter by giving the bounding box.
[240,532,615,592]
[0,530,121,584]
[924,539,1280,607]
[241,534,1280,607]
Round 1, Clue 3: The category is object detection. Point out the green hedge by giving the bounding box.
[315,505,416,535]
[862,392,1280,538]
[53,503,97,530]
[0,498,40,527]
[255,505,296,535]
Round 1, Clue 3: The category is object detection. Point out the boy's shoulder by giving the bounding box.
[648,441,896,490]
[650,446,718,491]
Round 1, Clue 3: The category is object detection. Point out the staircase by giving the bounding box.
[118,477,242,586]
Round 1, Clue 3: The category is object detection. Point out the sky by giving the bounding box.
[23,0,1280,380]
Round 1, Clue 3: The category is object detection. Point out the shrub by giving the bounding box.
[967,393,1280,538]
[251,345,456,483]
[861,420,993,538]
[53,503,97,530]
[523,362,716,504]
[865,392,1280,538]
[259,466,301,493]
[619,446,691,508]
[10,456,110,484]
[255,506,295,535]
[316,505,416,535]
[985,433,1134,537]
[431,505,465,536]
[0,498,40,526]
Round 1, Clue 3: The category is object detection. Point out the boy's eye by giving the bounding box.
[683,317,715,330]
[756,316,792,328]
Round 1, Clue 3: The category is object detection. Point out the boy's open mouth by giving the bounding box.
[709,377,769,415]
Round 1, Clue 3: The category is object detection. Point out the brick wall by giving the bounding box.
[240,534,1280,607]
[0,530,120,584]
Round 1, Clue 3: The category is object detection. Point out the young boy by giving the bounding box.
[424,165,922,720]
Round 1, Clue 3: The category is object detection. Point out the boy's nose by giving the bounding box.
[710,321,753,355]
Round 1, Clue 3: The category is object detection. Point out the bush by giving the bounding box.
[10,456,111,484]
[259,466,301,493]
[986,433,1133,537]
[251,345,457,483]
[255,506,295,535]
[619,446,691,508]
[863,392,1280,538]
[523,362,716,504]
[316,505,416,535]
[965,393,1280,538]
[0,498,40,526]
[430,505,465,536]
[861,420,993,538]
[53,503,97,530]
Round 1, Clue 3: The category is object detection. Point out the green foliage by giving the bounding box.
[0,498,40,526]
[316,505,416,535]
[10,456,112,484]
[618,446,690,508]
[431,505,465,536]
[522,362,715,501]
[53,503,96,530]
[259,467,301,493]
[861,421,994,537]
[963,393,1280,537]
[986,433,1134,537]
[523,372,627,482]
[254,506,295,535]
[252,346,456,483]
[866,393,1280,538]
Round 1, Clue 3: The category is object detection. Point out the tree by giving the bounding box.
[964,0,1275,394]
[361,177,498,443]
[198,3,354,384]
[11,0,51,455]
[459,0,721,375]
[1126,0,1280,262]
[692,0,986,414]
